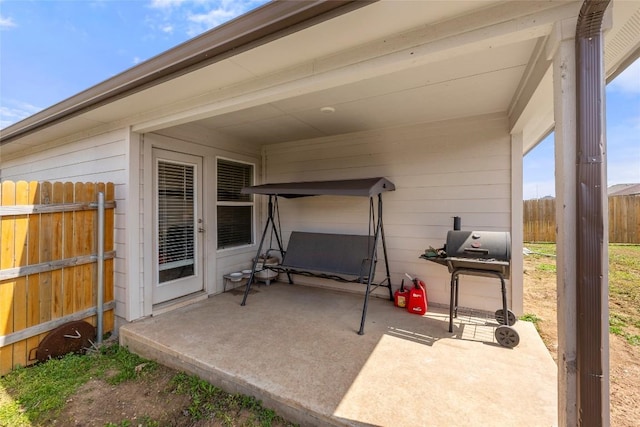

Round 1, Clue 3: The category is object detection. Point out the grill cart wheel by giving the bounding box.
[494,309,517,326]
[495,325,520,348]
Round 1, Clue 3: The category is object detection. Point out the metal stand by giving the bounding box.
[358,193,393,335]
[241,195,291,306]
[448,267,519,348]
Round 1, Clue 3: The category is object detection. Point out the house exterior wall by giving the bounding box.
[262,113,515,312]
[0,128,131,322]
[0,113,517,322]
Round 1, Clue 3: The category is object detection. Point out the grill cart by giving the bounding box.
[421,230,519,348]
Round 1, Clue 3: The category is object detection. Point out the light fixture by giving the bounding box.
[320,106,335,114]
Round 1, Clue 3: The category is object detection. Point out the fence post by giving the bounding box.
[97,192,105,344]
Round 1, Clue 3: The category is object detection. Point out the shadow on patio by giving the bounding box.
[120,283,557,426]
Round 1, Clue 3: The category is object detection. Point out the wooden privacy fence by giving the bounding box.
[524,195,640,243]
[0,181,115,375]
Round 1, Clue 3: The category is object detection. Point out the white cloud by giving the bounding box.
[609,59,640,95]
[186,6,238,36]
[150,0,190,9]
[145,0,263,38]
[0,101,42,129]
[0,14,17,29]
[133,56,143,65]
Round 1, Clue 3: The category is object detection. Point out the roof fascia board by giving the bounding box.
[133,1,581,134]
[0,0,372,145]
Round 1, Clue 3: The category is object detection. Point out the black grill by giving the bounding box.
[444,230,511,278]
[421,229,519,347]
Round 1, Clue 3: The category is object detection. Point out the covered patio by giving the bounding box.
[120,283,557,426]
[3,1,639,424]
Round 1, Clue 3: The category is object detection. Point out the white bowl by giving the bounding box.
[229,272,243,281]
[242,269,252,275]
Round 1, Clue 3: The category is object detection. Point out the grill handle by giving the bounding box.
[463,247,490,255]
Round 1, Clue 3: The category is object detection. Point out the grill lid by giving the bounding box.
[445,230,511,262]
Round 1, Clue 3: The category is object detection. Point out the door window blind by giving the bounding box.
[157,160,195,282]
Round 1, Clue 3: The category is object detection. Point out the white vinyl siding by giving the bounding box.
[262,113,513,312]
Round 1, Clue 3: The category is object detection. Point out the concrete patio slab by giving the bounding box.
[119,283,557,426]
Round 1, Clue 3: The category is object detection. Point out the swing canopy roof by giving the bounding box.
[241,177,395,198]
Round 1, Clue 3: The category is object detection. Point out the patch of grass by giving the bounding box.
[524,244,557,275]
[0,342,156,426]
[169,372,297,426]
[609,314,640,346]
[524,242,557,257]
[105,416,159,427]
[609,246,640,315]
[520,313,541,324]
[526,243,640,347]
[98,341,158,384]
[536,263,556,273]
[627,335,640,346]
[1,342,296,427]
[608,245,640,345]
[520,313,543,334]
[1,353,95,425]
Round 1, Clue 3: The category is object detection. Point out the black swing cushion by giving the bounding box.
[281,231,374,279]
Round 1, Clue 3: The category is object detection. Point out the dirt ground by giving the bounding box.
[51,364,285,427]
[51,365,190,426]
[48,255,639,426]
[522,255,640,427]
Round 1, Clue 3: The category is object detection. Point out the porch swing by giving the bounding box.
[240,177,395,335]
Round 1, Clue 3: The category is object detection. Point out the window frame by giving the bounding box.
[216,156,255,251]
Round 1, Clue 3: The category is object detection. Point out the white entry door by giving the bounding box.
[153,149,204,304]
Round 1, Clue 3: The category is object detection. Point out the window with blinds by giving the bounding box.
[157,160,195,283]
[217,159,253,249]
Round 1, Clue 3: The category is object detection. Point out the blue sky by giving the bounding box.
[523,59,640,199]
[1,0,638,199]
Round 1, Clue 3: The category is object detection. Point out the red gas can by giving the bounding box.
[394,280,409,308]
[407,279,428,315]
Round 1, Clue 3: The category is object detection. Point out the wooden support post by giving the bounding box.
[549,17,579,427]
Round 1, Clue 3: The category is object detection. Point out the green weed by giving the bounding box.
[520,313,541,324]
[105,415,159,427]
[536,263,556,273]
[526,244,640,347]
[1,353,95,425]
[169,372,297,426]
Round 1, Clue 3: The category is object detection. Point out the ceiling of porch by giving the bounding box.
[190,38,536,145]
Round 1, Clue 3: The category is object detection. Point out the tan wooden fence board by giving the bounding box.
[524,195,640,243]
[0,181,115,375]
[12,181,29,369]
[1,182,16,374]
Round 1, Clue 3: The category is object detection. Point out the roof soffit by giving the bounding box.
[131,1,581,134]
